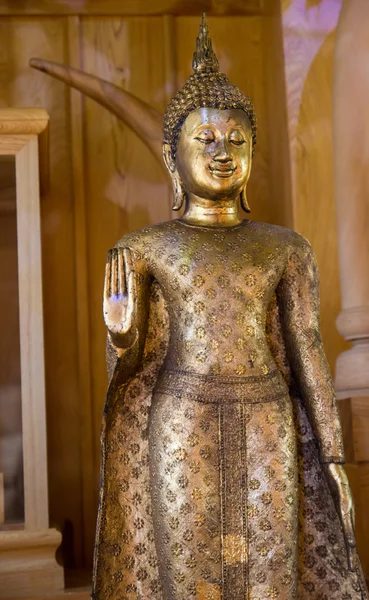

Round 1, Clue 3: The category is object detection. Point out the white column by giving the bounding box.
[333,0,369,398]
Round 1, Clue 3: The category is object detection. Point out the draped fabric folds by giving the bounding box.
[92,282,367,600]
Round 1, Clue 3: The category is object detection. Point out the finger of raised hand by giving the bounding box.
[117,247,127,296]
[123,247,134,279]
[125,270,137,329]
[110,248,119,297]
[104,249,113,300]
[124,249,136,300]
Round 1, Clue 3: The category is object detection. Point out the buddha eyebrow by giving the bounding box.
[193,125,216,134]
[229,128,246,135]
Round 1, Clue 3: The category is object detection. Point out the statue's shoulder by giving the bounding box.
[113,220,175,250]
[250,220,312,252]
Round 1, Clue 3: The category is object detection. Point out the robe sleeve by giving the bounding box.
[276,233,345,463]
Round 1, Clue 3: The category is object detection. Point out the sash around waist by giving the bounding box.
[154,368,289,405]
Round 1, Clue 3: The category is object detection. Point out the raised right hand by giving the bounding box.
[103,247,138,347]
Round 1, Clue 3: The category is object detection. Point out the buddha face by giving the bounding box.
[164,107,252,202]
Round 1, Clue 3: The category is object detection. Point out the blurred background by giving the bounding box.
[0,0,368,595]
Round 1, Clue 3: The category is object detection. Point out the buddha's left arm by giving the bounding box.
[276,235,345,464]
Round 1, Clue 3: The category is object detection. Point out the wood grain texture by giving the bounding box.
[333,0,369,397]
[0,126,64,595]
[281,0,348,374]
[1,590,89,600]
[0,528,63,598]
[0,155,23,525]
[0,110,49,193]
[333,0,369,312]
[0,474,4,524]
[345,398,369,464]
[15,135,48,530]
[0,132,49,533]
[80,16,172,563]
[262,1,292,228]
[332,0,369,575]
[66,15,96,568]
[0,0,264,17]
[0,136,30,154]
[0,108,48,134]
[0,17,83,564]
[341,397,369,577]
[29,58,166,166]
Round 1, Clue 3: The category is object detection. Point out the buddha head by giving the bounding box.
[163,14,257,211]
[30,13,256,213]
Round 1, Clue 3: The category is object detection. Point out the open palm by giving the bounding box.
[103,247,137,346]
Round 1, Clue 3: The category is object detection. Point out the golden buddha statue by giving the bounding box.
[30,14,368,600]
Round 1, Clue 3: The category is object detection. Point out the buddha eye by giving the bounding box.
[194,129,215,144]
[229,134,246,146]
[195,135,215,144]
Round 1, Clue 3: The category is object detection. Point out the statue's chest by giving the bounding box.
[147,230,286,308]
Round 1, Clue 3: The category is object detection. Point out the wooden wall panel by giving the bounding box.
[282,0,349,373]
[66,15,96,568]
[0,18,83,564]
[295,29,347,371]
[0,0,264,17]
[80,16,172,562]
[263,2,292,228]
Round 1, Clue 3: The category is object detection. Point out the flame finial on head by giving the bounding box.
[192,13,219,73]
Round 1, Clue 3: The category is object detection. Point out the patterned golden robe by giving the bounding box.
[92,219,368,600]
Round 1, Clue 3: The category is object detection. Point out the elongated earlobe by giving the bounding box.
[172,175,186,211]
[240,187,251,213]
[162,142,186,211]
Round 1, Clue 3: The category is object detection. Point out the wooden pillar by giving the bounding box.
[332,0,369,576]
[0,109,64,597]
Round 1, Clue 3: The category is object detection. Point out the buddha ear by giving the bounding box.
[162,142,186,211]
[240,139,253,213]
[162,142,176,173]
[240,187,251,213]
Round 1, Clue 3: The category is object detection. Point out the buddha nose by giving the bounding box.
[213,137,232,162]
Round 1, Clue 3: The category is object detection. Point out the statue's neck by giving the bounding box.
[180,194,244,228]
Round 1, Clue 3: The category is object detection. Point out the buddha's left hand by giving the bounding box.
[324,463,356,571]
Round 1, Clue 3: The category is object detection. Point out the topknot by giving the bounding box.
[192,12,219,73]
[163,13,257,160]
